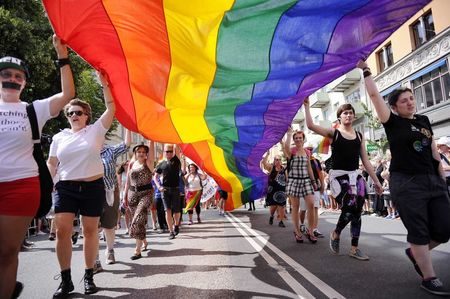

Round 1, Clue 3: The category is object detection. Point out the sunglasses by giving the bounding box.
[165,150,173,153]
[66,110,85,117]
[0,70,26,82]
[274,159,281,161]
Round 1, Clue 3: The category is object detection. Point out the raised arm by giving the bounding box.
[145,140,155,172]
[124,129,131,147]
[284,127,293,159]
[356,60,391,123]
[262,152,272,173]
[304,97,334,138]
[359,135,383,194]
[97,71,116,130]
[48,35,75,116]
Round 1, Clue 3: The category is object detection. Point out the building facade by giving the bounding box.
[293,0,450,155]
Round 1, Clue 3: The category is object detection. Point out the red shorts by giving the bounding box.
[0,177,40,216]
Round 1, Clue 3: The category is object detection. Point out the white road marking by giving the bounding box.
[226,212,346,299]
[227,214,315,299]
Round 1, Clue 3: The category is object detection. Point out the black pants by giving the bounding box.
[155,197,167,229]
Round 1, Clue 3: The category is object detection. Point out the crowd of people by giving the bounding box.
[1,36,450,298]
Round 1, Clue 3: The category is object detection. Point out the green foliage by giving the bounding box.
[0,1,116,138]
[360,102,389,154]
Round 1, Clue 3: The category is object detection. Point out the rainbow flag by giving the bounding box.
[43,0,430,210]
[314,122,339,154]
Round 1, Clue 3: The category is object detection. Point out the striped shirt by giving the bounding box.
[101,143,129,190]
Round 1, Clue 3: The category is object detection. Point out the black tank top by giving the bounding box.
[331,130,361,171]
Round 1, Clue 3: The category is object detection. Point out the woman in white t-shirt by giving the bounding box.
[47,73,114,297]
[0,36,74,298]
[183,164,207,224]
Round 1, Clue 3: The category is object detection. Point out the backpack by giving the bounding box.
[26,103,53,218]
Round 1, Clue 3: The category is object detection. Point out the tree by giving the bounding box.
[0,0,116,142]
[361,102,389,154]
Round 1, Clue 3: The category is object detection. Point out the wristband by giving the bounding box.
[363,70,372,78]
[55,58,70,68]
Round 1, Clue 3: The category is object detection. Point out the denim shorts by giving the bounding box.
[390,172,450,245]
[54,178,105,217]
[162,187,181,213]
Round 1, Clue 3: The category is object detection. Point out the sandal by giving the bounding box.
[307,233,318,244]
[141,240,148,251]
[293,232,303,243]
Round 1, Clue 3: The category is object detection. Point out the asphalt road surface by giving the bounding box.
[17,204,450,298]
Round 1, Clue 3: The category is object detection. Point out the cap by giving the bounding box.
[0,56,29,78]
[436,136,450,147]
[132,144,149,153]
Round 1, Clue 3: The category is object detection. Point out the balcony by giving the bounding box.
[292,110,304,124]
[328,69,360,92]
[309,91,330,108]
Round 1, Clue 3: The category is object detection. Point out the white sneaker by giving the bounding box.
[93,260,103,274]
[105,250,115,265]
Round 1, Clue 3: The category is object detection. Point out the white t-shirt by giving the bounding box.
[49,119,108,181]
[186,174,202,192]
[0,99,53,182]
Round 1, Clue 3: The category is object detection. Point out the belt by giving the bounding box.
[129,184,153,192]
[60,178,103,186]
[163,186,179,190]
[289,176,310,180]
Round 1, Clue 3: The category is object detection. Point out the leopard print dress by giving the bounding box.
[127,162,153,240]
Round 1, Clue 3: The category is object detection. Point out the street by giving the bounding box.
[18,204,450,298]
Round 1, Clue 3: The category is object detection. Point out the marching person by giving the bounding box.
[304,97,382,260]
[47,72,114,297]
[0,35,74,298]
[358,60,450,295]
[95,129,131,269]
[123,141,155,260]
[153,145,185,240]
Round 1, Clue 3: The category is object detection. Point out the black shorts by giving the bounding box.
[100,186,120,229]
[390,172,450,245]
[162,187,181,213]
[218,190,228,200]
[54,178,105,217]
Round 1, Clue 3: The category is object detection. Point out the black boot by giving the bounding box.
[11,281,23,299]
[53,269,74,298]
[84,268,98,294]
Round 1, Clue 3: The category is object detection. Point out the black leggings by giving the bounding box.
[188,204,201,215]
[334,175,366,247]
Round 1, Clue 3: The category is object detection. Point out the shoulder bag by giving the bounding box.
[26,103,53,218]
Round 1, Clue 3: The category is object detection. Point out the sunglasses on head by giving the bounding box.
[66,110,85,117]
[0,70,26,82]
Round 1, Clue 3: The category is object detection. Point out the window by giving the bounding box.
[411,63,449,110]
[345,90,361,104]
[411,11,435,49]
[322,108,329,120]
[424,12,435,41]
[377,43,393,72]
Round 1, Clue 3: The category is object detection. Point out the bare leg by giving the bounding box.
[290,197,301,236]
[165,209,174,232]
[55,213,76,270]
[81,216,100,269]
[0,215,33,298]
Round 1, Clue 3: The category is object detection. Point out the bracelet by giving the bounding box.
[363,70,372,78]
[55,58,70,68]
